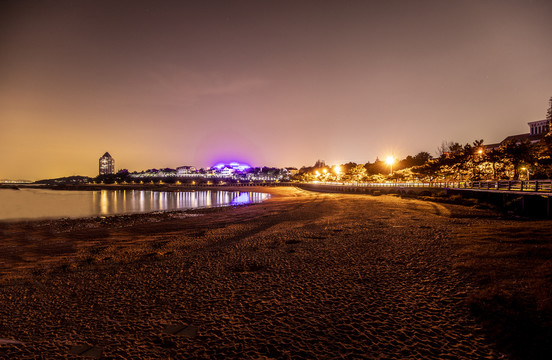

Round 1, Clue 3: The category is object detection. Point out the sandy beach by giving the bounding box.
[1,186,551,359]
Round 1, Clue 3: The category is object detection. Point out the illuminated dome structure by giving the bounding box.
[211,162,251,173]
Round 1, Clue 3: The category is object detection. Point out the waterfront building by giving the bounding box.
[126,161,289,182]
[176,166,201,177]
[129,168,176,179]
[156,169,176,177]
[99,152,115,175]
[209,162,251,179]
[219,167,235,178]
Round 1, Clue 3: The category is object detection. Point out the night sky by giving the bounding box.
[1,0,551,180]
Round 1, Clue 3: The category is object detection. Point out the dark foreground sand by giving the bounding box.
[0,187,550,359]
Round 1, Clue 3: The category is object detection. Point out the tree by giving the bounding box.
[341,162,357,175]
[366,158,386,175]
[350,164,367,182]
[313,160,326,168]
[534,135,552,178]
[436,141,454,157]
[413,152,432,166]
[501,139,533,179]
[470,139,485,180]
[485,148,505,180]
[436,142,466,180]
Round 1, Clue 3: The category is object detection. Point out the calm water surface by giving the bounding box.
[0,188,270,221]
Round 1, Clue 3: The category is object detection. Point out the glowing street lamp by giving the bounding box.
[334,165,342,182]
[521,167,530,181]
[385,156,395,175]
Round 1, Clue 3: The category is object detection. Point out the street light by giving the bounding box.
[521,167,530,181]
[385,156,395,175]
[334,165,341,182]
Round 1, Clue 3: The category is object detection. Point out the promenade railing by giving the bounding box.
[304,180,552,194]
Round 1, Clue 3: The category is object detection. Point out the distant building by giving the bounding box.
[219,167,235,177]
[485,119,550,151]
[286,168,299,176]
[156,169,176,177]
[208,162,252,179]
[0,179,33,184]
[176,166,200,177]
[485,99,552,151]
[99,152,115,175]
[529,119,549,136]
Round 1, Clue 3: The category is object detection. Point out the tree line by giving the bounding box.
[296,136,552,183]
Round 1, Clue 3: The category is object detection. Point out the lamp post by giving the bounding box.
[521,167,530,181]
[475,149,484,180]
[334,165,341,182]
[385,156,395,176]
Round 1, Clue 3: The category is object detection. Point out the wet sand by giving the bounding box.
[0,186,547,358]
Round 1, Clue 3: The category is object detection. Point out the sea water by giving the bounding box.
[0,188,270,221]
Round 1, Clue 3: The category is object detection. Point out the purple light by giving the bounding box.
[231,193,251,205]
[211,161,251,172]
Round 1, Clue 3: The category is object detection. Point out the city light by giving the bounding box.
[212,162,251,172]
[385,156,395,175]
[522,167,530,181]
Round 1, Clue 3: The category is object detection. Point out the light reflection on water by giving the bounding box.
[0,189,271,221]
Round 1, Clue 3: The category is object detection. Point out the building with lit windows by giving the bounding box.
[176,166,200,177]
[99,152,115,175]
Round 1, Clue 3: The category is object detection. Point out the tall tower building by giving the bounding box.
[99,152,115,175]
